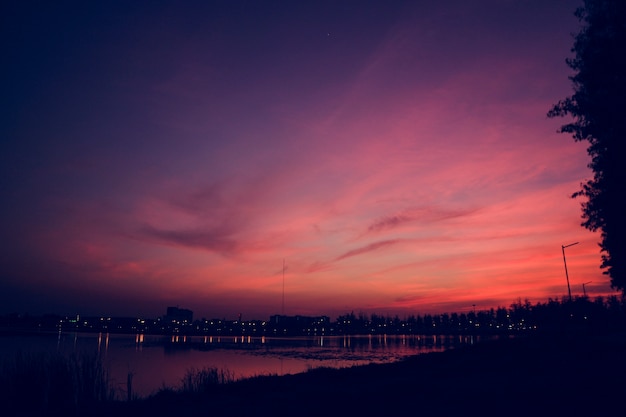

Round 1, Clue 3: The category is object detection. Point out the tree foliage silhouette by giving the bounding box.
[548,0,626,293]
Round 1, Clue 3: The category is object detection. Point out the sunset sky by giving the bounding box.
[1,0,617,320]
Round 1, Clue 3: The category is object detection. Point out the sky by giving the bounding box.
[1,0,617,321]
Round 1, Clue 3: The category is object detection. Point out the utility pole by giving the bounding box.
[562,242,579,302]
[582,281,592,297]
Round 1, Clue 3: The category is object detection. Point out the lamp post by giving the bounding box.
[562,242,579,302]
[582,281,592,297]
[282,259,285,315]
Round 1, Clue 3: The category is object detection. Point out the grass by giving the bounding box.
[178,366,235,394]
[0,351,238,416]
[0,350,115,416]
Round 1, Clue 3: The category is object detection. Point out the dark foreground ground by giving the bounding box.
[5,330,625,417]
[101,330,626,417]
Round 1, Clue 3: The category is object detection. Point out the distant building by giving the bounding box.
[164,306,193,323]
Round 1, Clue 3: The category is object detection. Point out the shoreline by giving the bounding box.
[3,326,625,416]
[106,330,626,416]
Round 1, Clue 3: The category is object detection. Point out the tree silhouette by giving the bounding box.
[548,0,626,292]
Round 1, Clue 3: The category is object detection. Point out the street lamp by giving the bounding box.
[582,281,592,297]
[562,242,579,302]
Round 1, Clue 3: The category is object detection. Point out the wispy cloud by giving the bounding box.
[139,224,241,256]
[367,206,478,234]
[303,239,408,273]
[334,239,405,262]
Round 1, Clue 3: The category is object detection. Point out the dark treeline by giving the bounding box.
[2,295,625,337]
[336,295,626,335]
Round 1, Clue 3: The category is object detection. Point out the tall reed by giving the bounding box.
[179,366,235,394]
[0,350,115,416]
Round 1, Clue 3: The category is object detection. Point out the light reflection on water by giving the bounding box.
[0,332,483,398]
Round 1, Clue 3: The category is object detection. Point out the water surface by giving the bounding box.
[1,332,482,398]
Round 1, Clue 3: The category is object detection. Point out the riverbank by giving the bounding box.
[100,330,625,417]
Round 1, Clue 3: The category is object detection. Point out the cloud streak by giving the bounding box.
[367,206,478,234]
[334,239,406,262]
[139,224,241,256]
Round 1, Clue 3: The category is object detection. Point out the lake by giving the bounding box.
[0,331,484,398]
